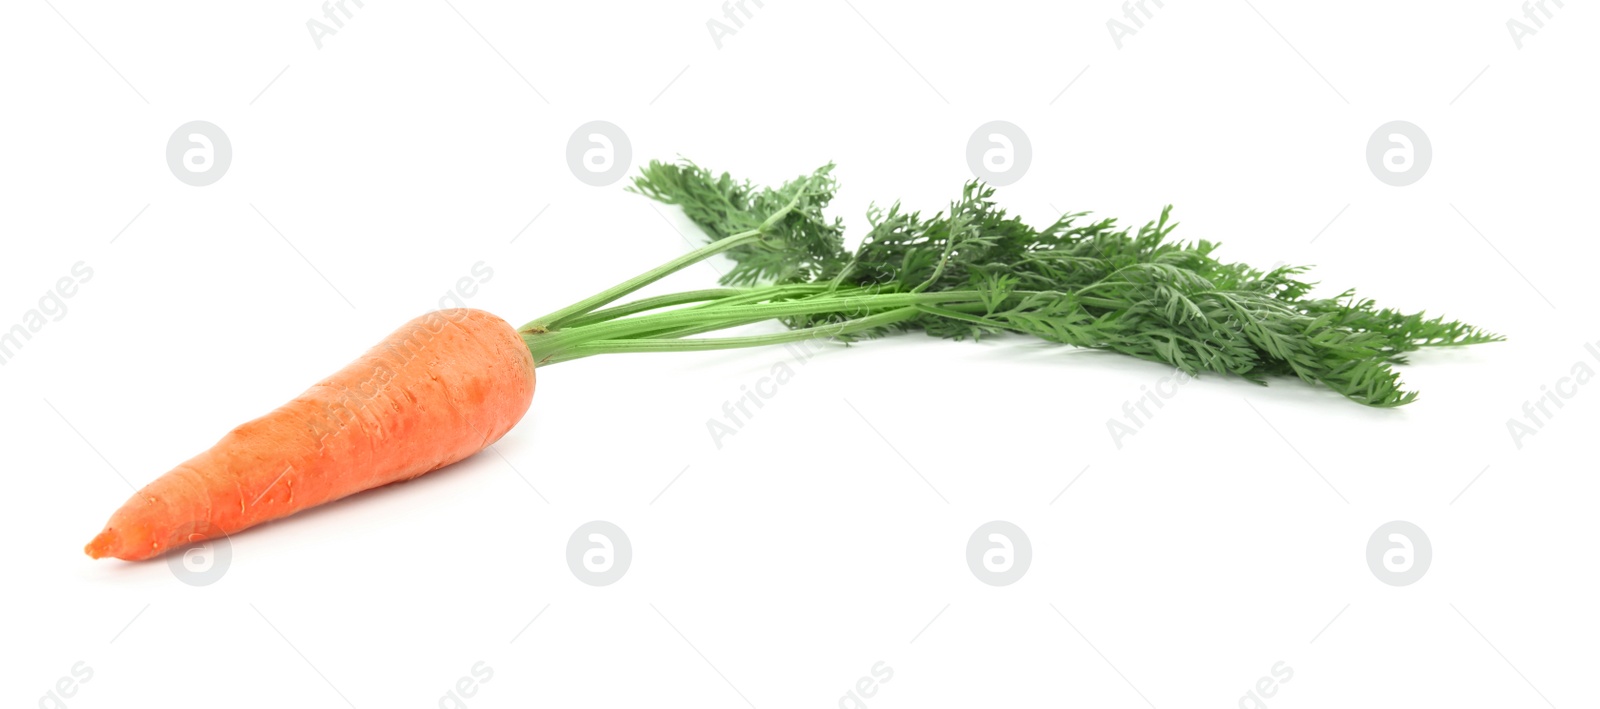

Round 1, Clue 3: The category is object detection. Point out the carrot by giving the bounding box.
[86,158,1499,562]
[85,308,535,561]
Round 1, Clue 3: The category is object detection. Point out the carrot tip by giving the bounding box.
[85,529,118,560]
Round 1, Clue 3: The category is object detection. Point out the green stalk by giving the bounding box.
[678,283,841,310]
[540,307,921,364]
[627,292,993,343]
[523,289,986,364]
[522,227,767,332]
[523,178,818,332]
[558,288,741,329]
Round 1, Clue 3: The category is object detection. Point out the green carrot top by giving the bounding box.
[521,160,1500,406]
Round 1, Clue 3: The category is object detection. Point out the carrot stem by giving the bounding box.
[523,176,821,331]
[539,307,921,364]
[557,288,743,328]
[522,289,987,364]
[521,227,767,332]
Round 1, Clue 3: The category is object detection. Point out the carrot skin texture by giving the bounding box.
[85,308,536,561]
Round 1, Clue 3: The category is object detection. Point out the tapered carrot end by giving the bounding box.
[85,529,120,560]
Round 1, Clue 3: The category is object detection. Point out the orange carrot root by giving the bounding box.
[86,308,536,561]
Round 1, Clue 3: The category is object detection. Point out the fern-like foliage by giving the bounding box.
[629,160,1500,406]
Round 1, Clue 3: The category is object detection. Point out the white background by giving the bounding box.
[2,1,1596,707]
